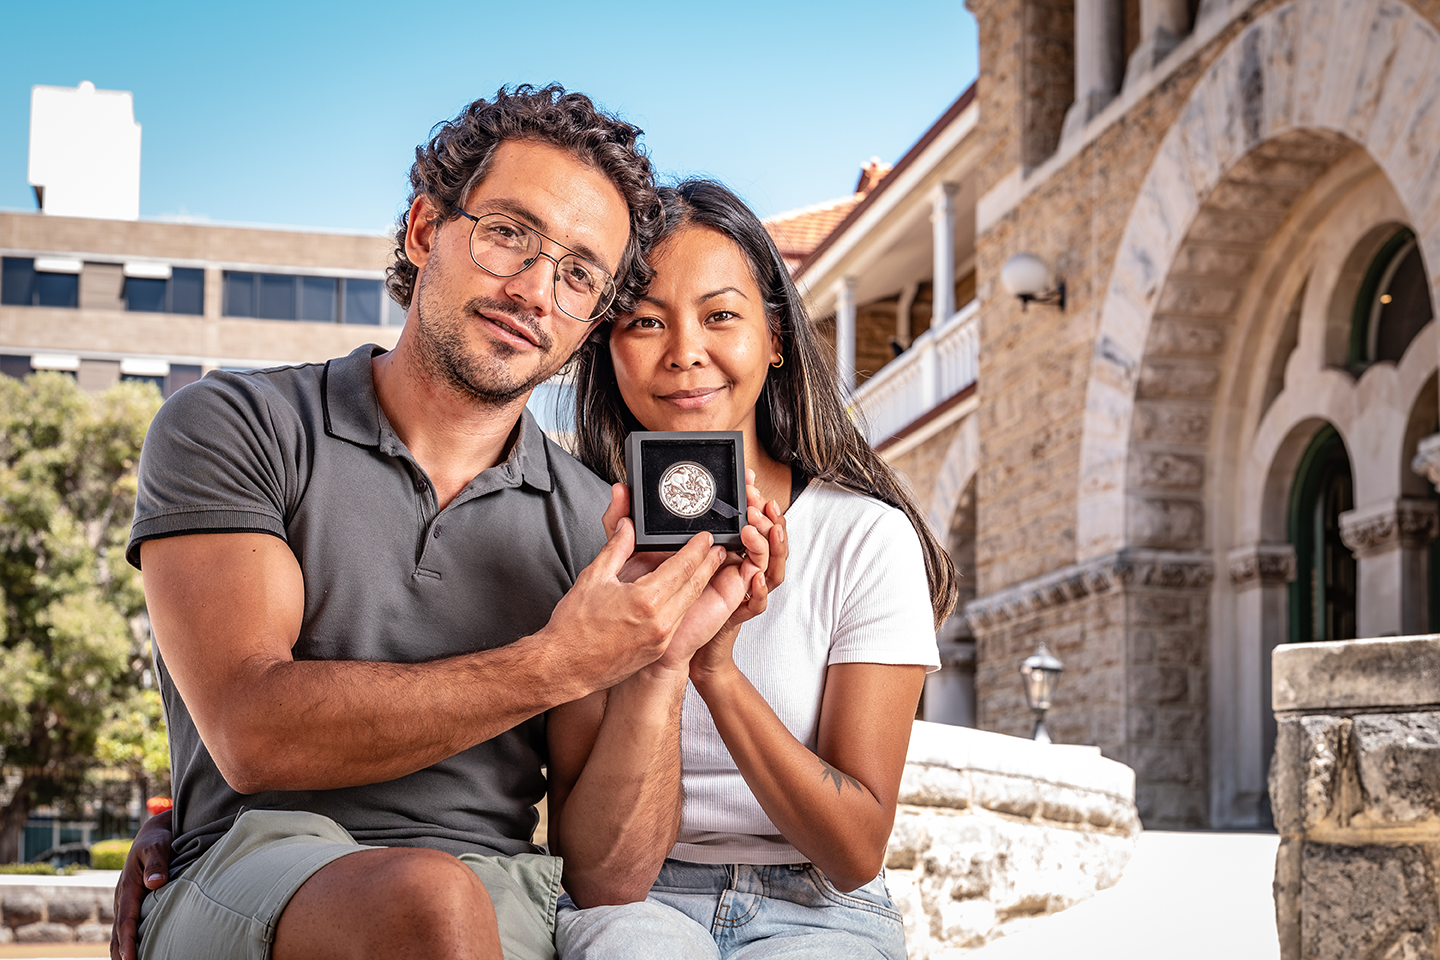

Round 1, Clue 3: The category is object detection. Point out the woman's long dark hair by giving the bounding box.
[571,179,958,627]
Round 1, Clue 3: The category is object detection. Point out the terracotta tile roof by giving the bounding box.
[763,158,892,275]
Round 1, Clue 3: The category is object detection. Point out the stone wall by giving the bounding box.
[968,549,1212,826]
[0,874,118,944]
[1270,635,1440,960]
[888,721,1140,957]
[0,726,1138,955]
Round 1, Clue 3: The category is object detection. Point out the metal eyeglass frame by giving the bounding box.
[450,207,617,322]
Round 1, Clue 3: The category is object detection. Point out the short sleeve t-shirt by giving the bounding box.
[128,344,611,875]
[671,480,940,865]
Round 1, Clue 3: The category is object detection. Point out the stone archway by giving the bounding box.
[1076,0,1440,560]
[926,413,979,537]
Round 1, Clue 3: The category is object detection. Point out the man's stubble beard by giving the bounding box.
[412,257,565,408]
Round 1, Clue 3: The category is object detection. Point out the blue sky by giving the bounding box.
[1,2,977,234]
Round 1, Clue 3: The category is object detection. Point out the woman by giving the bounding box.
[552,180,957,959]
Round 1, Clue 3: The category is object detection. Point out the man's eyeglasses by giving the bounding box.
[451,208,618,322]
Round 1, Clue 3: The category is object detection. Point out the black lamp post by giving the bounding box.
[1019,642,1064,744]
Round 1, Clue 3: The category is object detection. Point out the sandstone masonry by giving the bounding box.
[1270,636,1440,959]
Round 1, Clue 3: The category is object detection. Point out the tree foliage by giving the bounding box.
[0,373,163,862]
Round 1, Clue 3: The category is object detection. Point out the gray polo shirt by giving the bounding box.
[128,344,610,875]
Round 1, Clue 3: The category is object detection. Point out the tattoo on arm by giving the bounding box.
[818,759,863,796]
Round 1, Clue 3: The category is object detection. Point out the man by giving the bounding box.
[113,85,766,960]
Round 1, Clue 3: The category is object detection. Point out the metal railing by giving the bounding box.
[851,299,979,444]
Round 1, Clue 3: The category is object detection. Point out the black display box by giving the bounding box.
[624,430,746,549]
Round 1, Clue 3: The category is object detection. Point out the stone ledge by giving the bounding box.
[891,722,1140,957]
[906,721,1136,798]
[1272,635,1440,713]
[0,874,119,942]
[964,549,1214,630]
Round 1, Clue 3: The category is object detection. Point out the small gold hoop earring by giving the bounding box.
[771,354,785,369]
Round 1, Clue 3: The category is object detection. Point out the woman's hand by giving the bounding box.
[598,471,787,679]
[110,810,175,960]
[689,474,788,683]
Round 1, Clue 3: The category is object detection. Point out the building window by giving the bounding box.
[258,273,297,320]
[0,355,34,379]
[166,363,203,395]
[124,265,204,315]
[344,279,381,325]
[1289,425,1357,643]
[1,257,80,308]
[1350,228,1434,369]
[223,271,386,324]
[301,276,337,323]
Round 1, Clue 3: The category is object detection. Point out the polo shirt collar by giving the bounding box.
[322,343,554,493]
[323,344,387,447]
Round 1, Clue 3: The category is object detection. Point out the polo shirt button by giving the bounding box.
[433,525,442,538]
[415,480,426,492]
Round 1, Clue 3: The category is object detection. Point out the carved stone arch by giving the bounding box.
[926,413,980,539]
[1076,0,1440,561]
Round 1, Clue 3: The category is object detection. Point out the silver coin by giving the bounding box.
[658,461,717,518]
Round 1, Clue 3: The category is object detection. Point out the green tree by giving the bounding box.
[95,687,170,806]
[0,373,162,863]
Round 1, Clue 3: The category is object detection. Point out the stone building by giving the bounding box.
[796,0,1440,828]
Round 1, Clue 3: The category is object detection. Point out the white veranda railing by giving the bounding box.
[851,299,979,445]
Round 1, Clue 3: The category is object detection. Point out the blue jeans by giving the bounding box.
[555,860,906,960]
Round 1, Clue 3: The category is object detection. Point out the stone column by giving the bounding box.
[1339,498,1440,637]
[1061,0,1125,141]
[931,183,958,328]
[1124,0,1191,84]
[834,276,857,393]
[1227,543,1296,824]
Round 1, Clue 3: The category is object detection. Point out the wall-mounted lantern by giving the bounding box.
[1001,252,1066,311]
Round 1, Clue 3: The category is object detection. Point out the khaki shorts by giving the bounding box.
[138,809,562,960]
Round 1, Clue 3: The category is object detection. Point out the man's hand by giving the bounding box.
[595,477,787,677]
[110,810,174,960]
[536,492,728,693]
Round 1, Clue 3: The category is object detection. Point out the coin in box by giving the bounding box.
[624,430,746,549]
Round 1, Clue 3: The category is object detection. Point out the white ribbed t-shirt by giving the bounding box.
[670,479,940,865]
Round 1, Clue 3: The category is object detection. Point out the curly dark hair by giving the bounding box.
[571,180,959,628]
[386,84,662,319]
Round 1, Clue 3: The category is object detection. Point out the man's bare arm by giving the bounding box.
[143,514,725,795]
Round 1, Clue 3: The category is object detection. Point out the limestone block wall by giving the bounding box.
[1270,636,1440,960]
[0,874,119,944]
[888,721,1140,957]
[968,550,1212,827]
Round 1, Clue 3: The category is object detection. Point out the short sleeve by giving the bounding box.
[126,374,302,568]
[828,504,941,671]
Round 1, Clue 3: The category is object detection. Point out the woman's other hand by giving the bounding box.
[689,471,788,681]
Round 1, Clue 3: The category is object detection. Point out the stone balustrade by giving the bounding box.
[1270,635,1440,960]
[850,301,979,445]
[0,872,119,944]
[887,721,1140,957]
